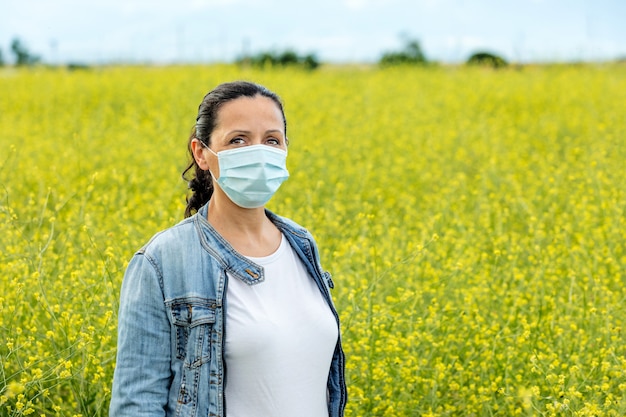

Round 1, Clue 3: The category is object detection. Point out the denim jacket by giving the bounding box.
[110,203,347,417]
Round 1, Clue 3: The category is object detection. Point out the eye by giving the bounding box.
[266,137,280,145]
[230,136,246,144]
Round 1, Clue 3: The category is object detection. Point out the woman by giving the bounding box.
[109,81,347,417]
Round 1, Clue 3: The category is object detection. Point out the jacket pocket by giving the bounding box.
[167,298,216,369]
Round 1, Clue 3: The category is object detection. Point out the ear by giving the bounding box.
[191,138,211,171]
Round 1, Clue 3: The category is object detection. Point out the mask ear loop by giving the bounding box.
[200,141,218,157]
[197,140,219,181]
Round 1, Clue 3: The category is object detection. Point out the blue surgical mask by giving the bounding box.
[206,144,289,208]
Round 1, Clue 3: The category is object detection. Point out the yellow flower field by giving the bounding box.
[1,64,625,416]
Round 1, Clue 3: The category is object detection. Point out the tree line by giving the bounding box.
[237,39,508,70]
[1,36,509,69]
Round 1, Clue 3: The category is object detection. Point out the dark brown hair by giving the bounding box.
[182,81,287,217]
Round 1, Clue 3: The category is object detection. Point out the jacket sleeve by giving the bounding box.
[109,253,172,417]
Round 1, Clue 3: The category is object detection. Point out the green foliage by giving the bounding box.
[238,49,320,70]
[467,51,508,68]
[379,39,428,66]
[10,38,41,66]
[66,62,91,71]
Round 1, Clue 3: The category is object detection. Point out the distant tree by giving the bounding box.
[301,53,320,70]
[0,48,4,67]
[467,51,508,69]
[379,39,428,66]
[277,50,299,66]
[11,38,41,66]
[238,49,320,70]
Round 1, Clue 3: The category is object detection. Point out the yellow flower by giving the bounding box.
[5,381,25,398]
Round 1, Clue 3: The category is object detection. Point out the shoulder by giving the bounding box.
[137,215,198,256]
[125,215,203,285]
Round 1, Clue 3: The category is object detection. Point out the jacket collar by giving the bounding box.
[194,202,313,286]
[195,203,266,285]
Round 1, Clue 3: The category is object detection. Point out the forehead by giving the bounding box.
[216,95,284,129]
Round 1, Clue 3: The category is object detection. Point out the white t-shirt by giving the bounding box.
[224,234,338,417]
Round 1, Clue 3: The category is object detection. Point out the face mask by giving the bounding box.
[206,144,289,208]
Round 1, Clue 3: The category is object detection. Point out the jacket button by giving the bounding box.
[244,268,259,279]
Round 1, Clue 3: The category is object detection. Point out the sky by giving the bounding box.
[1,0,625,65]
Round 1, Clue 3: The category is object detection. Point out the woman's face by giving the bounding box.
[192,95,287,177]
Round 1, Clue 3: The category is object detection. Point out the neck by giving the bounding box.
[208,195,267,232]
[207,191,281,257]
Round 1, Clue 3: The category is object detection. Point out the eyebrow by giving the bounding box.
[227,129,284,136]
